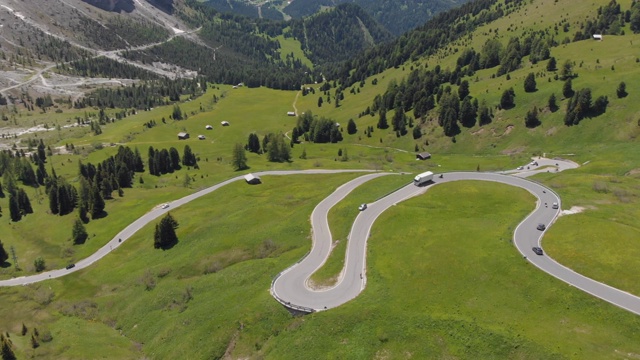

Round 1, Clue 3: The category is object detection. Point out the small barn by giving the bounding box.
[198,135,206,140]
[593,34,603,41]
[205,125,213,130]
[244,173,261,185]
[287,111,296,116]
[221,121,230,126]
[416,152,431,160]
[178,132,190,140]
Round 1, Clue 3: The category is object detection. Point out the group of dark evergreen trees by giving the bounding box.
[73,77,206,110]
[76,146,145,220]
[246,133,292,163]
[148,145,198,176]
[291,111,343,144]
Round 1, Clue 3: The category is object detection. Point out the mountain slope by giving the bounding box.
[288,3,393,65]
[284,0,470,35]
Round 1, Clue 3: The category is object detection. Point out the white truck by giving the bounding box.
[413,171,434,186]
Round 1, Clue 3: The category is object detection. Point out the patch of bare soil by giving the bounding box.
[471,128,485,135]
[222,330,240,359]
[503,124,514,135]
[625,168,640,177]
[545,126,558,136]
[557,206,587,217]
[500,146,525,155]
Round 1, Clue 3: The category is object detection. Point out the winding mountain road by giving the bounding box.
[0,170,373,287]
[2,160,639,318]
[272,159,640,316]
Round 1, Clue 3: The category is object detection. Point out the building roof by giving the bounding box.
[178,132,189,137]
[416,151,431,159]
[244,173,261,184]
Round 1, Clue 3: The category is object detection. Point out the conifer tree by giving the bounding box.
[154,213,179,249]
[232,143,248,171]
[72,218,88,244]
[0,240,9,264]
[9,194,22,222]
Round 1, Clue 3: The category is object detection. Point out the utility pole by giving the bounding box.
[10,245,20,271]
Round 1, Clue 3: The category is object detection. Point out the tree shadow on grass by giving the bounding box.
[91,210,109,220]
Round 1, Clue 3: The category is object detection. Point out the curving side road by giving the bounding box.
[0,170,375,287]
[272,162,640,316]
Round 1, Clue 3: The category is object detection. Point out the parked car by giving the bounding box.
[552,202,559,209]
[532,247,544,255]
[358,203,367,211]
[66,264,76,270]
[517,166,524,170]
[537,223,546,231]
[161,203,169,209]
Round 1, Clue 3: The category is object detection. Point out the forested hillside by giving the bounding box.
[287,3,393,65]
[283,0,469,35]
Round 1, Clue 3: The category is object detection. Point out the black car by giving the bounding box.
[536,223,546,231]
[532,247,544,256]
[65,264,76,270]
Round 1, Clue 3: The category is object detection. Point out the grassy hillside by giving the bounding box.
[1,0,640,358]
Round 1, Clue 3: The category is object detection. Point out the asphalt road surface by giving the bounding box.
[272,159,640,316]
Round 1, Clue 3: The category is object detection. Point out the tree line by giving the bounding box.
[148,144,198,176]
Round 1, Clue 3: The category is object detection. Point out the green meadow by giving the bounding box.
[0,0,639,358]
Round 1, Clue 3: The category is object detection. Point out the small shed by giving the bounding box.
[205,125,213,130]
[198,135,206,140]
[593,34,603,40]
[287,111,296,116]
[416,152,431,160]
[221,121,230,126]
[178,132,190,140]
[244,173,261,185]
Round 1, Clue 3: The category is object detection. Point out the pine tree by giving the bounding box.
[231,143,248,171]
[546,56,557,71]
[148,146,157,176]
[1,335,17,360]
[548,93,558,112]
[154,213,179,249]
[617,81,627,98]
[72,218,88,244]
[0,240,9,264]
[459,96,477,128]
[90,183,105,219]
[347,119,357,134]
[172,104,183,120]
[524,107,541,128]
[478,100,492,126]
[9,195,21,222]
[37,139,46,163]
[182,145,197,167]
[524,72,537,92]
[458,80,470,100]
[500,88,516,109]
[246,133,261,153]
[412,126,422,139]
[169,147,181,171]
[376,109,389,129]
[563,78,573,98]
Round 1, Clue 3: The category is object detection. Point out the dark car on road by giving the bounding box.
[65,264,76,270]
[537,223,546,231]
[532,247,544,256]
